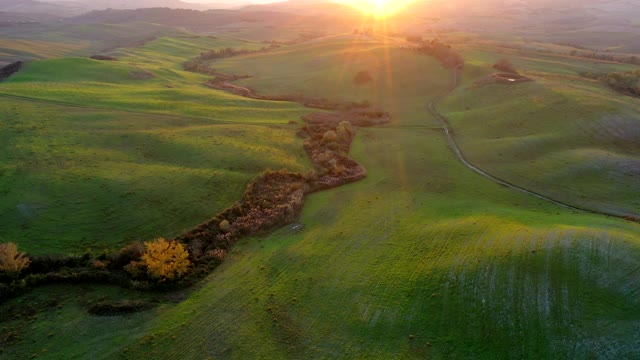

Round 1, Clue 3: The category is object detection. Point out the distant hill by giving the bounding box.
[0,0,85,17]
[0,0,246,18]
[0,10,63,22]
[48,0,239,11]
[397,0,640,52]
[240,0,360,17]
[70,6,357,33]
[402,0,640,25]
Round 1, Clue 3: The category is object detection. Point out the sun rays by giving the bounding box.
[342,0,416,18]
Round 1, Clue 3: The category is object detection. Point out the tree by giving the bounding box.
[353,71,373,85]
[139,238,190,281]
[0,242,30,275]
[406,35,423,43]
[322,130,338,143]
[493,58,517,73]
[336,121,355,143]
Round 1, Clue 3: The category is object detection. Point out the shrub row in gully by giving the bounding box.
[0,63,391,305]
[1,42,456,304]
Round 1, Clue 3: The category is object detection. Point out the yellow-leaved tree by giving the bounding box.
[140,238,190,281]
[0,242,31,275]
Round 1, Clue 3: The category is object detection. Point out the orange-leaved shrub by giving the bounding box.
[219,219,230,232]
[0,242,30,275]
[139,238,190,281]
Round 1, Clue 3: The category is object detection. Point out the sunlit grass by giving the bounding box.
[1,32,640,359]
[340,0,416,18]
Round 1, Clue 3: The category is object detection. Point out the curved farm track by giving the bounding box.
[428,68,639,222]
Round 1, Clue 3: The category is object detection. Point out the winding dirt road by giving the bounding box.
[427,68,638,221]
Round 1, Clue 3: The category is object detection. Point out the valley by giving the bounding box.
[0,1,639,359]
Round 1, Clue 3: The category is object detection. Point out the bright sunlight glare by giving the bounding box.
[341,0,416,17]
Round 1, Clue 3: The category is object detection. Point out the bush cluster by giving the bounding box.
[412,39,465,69]
[581,70,640,97]
[0,61,23,81]
[89,55,117,61]
[354,71,373,85]
[183,46,276,75]
[493,58,517,73]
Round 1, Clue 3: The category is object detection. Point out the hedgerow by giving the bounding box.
[0,61,392,303]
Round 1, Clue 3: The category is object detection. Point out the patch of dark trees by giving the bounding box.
[581,70,640,97]
[353,27,373,36]
[568,49,640,66]
[204,77,376,112]
[405,35,424,44]
[408,39,465,69]
[353,71,373,85]
[90,55,118,61]
[493,58,518,74]
[0,61,23,81]
[496,42,640,66]
[183,45,278,75]
[261,32,326,46]
[100,36,158,53]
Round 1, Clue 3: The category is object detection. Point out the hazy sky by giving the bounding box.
[184,0,288,3]
[185,0,342,4]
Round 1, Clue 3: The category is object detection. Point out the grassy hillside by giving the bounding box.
[5,99,640,360]
[0,57,306,122]
[111,38,640,359]
[214,35,452,127]
[0,36,314,254]
[118,129,640,359]
[0,39,87,65]
[439,46,640,216]
[0,22,188,62]
[0,96,310,255]
[1,32,640,359]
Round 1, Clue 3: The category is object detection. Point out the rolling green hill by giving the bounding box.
[440,45,640,217]
[1,30,639,360]
[0,36,313,255]
[214,35,452,127]
[113,34,640,359]
[0,22,189,64]
[0,96,310,254]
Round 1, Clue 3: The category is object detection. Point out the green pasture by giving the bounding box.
[214,35,452,127]
[4,122,639,359]
[439,46,640,216]
[1,30,640,359]
[0,56,308,122]
[0,96,310,254]
[119,127,640,359]
[0,22,188,60]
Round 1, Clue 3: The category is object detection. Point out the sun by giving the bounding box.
[343,0,415,17]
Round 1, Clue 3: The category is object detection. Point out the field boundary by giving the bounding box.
[428,67,639,221]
